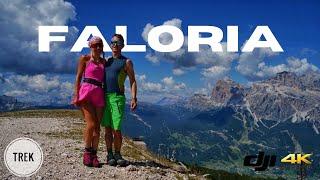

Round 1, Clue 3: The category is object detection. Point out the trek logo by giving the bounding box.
[4,138,43,177]
[13,152,34,162]
[243,152,276,171]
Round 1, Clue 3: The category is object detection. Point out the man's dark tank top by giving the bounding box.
[104,55,127,94]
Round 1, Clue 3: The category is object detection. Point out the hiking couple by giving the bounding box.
[72,34,137,167]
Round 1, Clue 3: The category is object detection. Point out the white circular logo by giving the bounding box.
[4,137,43,177]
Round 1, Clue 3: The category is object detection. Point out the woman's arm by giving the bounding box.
[72,56,86,104]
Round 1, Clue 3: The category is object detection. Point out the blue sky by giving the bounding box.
[68,0,320,83]
[0,0,319,104]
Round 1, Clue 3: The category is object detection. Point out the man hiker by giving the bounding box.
[101,34,138,166]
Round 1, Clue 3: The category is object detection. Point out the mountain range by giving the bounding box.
[1,71,320,178]
[123,71,320,178]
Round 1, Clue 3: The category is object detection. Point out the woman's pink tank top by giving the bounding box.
[83,57,104,82]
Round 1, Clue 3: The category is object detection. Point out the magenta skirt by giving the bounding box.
[78,82,105,107]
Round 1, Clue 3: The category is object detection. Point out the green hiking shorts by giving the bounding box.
[101,93,125,130]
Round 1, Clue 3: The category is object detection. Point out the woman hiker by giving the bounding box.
[72,36,106,167]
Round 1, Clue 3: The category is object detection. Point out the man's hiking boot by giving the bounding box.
[114,152,127,167]
[106,153,117,166]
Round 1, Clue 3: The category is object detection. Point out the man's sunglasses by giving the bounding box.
[91,43,103,48]
[110,41,124,47]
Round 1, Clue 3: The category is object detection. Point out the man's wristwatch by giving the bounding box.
[132,97,137,101]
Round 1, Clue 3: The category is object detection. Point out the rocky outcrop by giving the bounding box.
[211,78,245,106]
[201,71,320,123]
[246,71,320,122]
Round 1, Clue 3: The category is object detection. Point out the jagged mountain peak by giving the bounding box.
[263,71,302,89]
[183,71,320,123]
[211,78,245,105]
[246,71,320,123]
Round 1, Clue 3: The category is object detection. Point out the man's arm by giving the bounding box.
[125,59,137,110]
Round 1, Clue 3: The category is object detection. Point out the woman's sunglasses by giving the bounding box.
[91,43,103,48]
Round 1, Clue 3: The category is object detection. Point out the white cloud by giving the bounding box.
[162,77,175,87]
[195,42,238,67]
[143,82,163,92]
[142,18,238,78]
[6,74,61,93]
[253,62,287,79]
[173,82,186,90]
[173,68,185,76]
[145,53,160,64]
[136,74,163,92]
[236,48,278,80]
[287,57,319,75]
[0,0,79,74]
[1,73,74,105]
[131,74,190,103]
[142,18,182,43]
[136,74,187,94]
[136,74,147,81]
[4,90,28,97]
[201,66,230,80]
[236,48,319,80]
[142,23,154,42]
